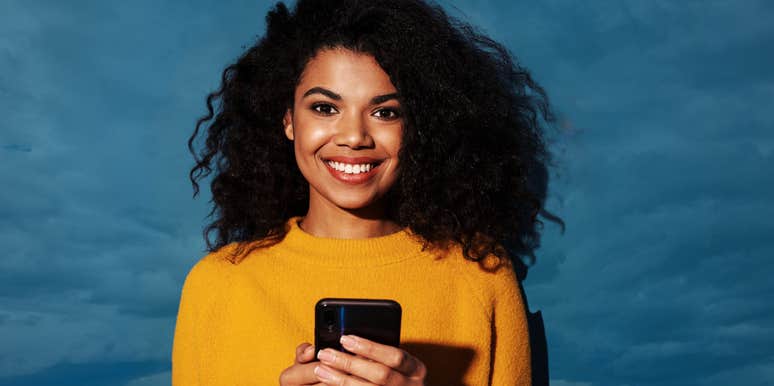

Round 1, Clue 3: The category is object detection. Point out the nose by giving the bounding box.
[333,112,374,148]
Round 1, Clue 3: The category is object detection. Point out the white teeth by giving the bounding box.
[326,161,376,174]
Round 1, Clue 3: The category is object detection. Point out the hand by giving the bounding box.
[279,342,326,386]
[313,335,426,385]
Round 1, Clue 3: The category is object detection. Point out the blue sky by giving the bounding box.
[1,1,772,385]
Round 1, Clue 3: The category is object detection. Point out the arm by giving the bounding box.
[490,264,532,386]
[172,261,211,386]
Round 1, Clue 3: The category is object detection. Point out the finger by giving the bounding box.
[314,363,372,386]
[317,348,395,385]
[278,362,320,385]
[340,335,423,377]
[296,343,315,364]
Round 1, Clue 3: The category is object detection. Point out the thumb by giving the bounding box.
[295,343,315,364]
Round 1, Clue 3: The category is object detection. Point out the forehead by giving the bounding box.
[296,48,398,98]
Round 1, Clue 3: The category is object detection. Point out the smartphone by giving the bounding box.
[314,298,402,357]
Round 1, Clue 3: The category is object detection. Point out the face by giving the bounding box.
[284,48,403,213]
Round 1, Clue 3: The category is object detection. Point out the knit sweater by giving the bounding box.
[172,217,531,385]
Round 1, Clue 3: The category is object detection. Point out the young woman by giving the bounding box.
[173,0,556,385]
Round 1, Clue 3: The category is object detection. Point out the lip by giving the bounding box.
[321,156,383,185]
[323,156,383,164]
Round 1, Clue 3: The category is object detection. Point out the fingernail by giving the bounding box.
[317,349,334,363]
[314,365,334,381]
[304,346,314,356]
[340,335,356,350]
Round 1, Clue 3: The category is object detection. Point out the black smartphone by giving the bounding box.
[314,298,402,357]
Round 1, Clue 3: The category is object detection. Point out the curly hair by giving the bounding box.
[189,0,560,274]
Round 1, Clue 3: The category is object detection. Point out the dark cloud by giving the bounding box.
[0,0,263,382]
[514,2,774,385]
[0,359,168,386]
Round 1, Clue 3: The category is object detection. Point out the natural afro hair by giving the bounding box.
[189,0,561,274]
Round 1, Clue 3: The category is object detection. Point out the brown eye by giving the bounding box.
[312,103,338,115]
[373,108,401,120]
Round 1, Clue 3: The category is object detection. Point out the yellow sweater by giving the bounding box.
[172,217,531,385]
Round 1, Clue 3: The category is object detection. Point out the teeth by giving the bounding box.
[326,161,376,174]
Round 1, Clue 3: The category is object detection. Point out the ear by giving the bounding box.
[283,109,294,141]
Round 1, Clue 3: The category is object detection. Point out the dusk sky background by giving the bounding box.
[2,1,773,385]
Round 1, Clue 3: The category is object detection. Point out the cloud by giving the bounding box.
[486,1,774,385]
[125,371,170,386]
[0,305,172,377]
[551,380,594,386]
[0,0,267,380]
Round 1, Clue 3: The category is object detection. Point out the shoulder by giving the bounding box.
[436,242,517,280]
[180,242,255,295]
[430,243,521,305]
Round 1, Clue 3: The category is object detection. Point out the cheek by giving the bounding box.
[292,140,304,164]
[294,124,331,157]
[376,128,403,157]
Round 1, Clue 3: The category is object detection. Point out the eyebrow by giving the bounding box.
[302,86,399,105]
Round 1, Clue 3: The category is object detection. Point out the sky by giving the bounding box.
[1,0,772,385]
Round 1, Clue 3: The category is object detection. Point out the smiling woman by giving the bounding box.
[176,0,557,385]
[284,49,403,227]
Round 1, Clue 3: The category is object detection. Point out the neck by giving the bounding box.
[300,195,401,239]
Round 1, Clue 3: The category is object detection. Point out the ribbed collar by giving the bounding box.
[271,217,425,267]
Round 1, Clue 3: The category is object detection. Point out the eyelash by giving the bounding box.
[374,108,401,120]
[310,103,401,121]
[311,103,337,116]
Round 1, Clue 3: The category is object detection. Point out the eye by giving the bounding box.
[372,108,401,121]
[311,103,338,116]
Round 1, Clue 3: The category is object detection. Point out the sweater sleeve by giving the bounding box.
[172,259,213,386]
[490,264,532,386]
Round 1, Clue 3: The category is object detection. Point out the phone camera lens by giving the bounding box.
[323,309,335,326]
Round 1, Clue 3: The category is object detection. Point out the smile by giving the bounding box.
[326,160,376,174]
[322,157,383,184]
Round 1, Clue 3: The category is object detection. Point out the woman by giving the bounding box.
[174,0,556,384]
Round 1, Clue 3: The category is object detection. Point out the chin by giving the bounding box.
[333,199,377,211]
[328,192,382,211]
